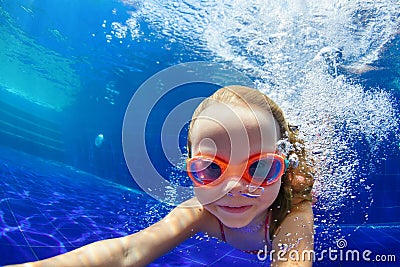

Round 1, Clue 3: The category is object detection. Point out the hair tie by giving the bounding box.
[276,139,299,169]
[288,153,299,169]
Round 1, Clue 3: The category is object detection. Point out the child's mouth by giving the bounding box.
[218,205,252,214]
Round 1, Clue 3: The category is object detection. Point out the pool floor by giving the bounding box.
[0,146,398,266]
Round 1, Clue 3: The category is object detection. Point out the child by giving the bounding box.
[8,85,315,267]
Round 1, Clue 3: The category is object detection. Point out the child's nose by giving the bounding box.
[225,177,247,196]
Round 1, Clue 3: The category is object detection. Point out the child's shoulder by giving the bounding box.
[280,199,313,235]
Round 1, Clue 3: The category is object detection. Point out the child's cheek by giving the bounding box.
[194,186,226,205]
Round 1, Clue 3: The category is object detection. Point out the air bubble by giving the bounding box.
[118,0,400,252]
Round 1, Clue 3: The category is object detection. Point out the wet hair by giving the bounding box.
[187,85,314,238]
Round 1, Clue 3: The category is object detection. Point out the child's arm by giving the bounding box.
[271,200,314,267]
[6,197,206,267]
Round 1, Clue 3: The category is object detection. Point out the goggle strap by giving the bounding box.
[182,161,187,171]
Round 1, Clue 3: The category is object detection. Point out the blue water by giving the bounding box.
[1,0,400,266]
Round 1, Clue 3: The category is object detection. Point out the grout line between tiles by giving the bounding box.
[208,248,237,265]
[4,197,39,260]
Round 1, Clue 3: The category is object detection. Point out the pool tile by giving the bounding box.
[0,201,19,228]
[0,227,28,246]
[210,255,264,266]
[176,240,234,265]
[6,198,42,218]
[226,248,262,261]
[58,227,101,247]
[177,235,211,249]
[0,243,37,265]
[22,229,68,247]
[152,251,207,266]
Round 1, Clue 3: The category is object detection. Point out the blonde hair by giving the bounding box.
[187,85,314,238]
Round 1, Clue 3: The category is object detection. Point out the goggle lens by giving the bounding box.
[189,158,222,185]
[248,157,283,185]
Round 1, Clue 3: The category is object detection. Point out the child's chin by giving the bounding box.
[216,208,255,227]
[223,219,252,229]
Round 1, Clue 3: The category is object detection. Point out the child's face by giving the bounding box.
[190,102,282,228]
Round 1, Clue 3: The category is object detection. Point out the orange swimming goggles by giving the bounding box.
[186,153,288,187]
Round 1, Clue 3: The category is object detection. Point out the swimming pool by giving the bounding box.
[0,0,399,266]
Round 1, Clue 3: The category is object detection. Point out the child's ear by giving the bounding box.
[288,172,314,196]
[288,173,306,192]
